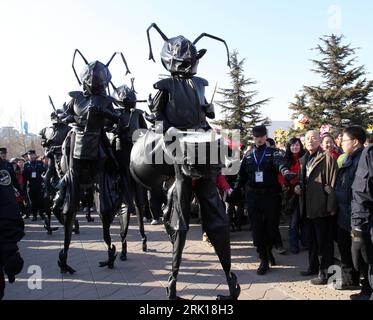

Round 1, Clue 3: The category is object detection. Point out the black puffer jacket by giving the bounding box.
[0,159,24,245]
[335,148,364,232]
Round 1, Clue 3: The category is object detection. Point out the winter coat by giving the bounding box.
[298,148,338,219]
[335,148,364,232]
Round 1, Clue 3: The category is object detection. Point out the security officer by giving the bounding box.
[0,148,19,190]
[23,150,46,221]
[351,143,373,300]
[0,155,25,300]
[233,125,294,275]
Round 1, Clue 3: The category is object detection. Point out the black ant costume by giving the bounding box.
[39,100,75,235]
[110,79,148,261]
[131,23,240,300]
[56,50,126,274]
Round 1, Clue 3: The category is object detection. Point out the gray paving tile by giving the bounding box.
[2,216,354,301]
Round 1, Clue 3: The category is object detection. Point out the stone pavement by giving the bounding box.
[3,213,357,300]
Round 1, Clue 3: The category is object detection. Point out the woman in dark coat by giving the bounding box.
[278,137,305,254]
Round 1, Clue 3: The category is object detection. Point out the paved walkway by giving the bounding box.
[3,214,357,300]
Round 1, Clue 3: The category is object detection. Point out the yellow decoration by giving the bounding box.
[367,124,373,134]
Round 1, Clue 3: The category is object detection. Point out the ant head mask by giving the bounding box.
[111,78,137,109]
[72,50,131,95]
[146,23,231,76]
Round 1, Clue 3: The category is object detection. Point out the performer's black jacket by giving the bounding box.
[150,76,214,132]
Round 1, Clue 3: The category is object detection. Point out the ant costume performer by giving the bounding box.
[110,78,148,261]
[40,98,92,234]
[56,50,125,274]
[39,99,76,235]
[131,23,240,300]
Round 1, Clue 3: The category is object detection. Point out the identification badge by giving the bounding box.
[32,171,37,179]
[255,171,264,183]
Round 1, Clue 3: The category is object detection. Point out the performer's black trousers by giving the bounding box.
[167,166,232,284]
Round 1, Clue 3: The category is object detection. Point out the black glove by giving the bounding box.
[4,252,24,283]
[283,170,297,184]
[1,244,24,284]
[228,188,243,206]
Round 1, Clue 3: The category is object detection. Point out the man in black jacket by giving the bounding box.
[335,126,366,289]
[234,125,295,275]
[23,150,46,221]
[0,157,25,300]
[351,143,373,300]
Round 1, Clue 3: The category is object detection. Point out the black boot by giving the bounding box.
[72,219,80,234]
[268,248,276,266]
[338,267,361,290]
[44,223,57,235]
[40,212,46,221]
[217,272,241,300]
[120,240,127,261]
[350,279,373,300]
[166,275,186,300]
[257,260,270,275]
[311,270,328,285]
[43,216,58,235]
[85,209,94,222]
[99,245,117,269]
[44,216,52,235]
[57,250,76,274]
[86,214,94,222]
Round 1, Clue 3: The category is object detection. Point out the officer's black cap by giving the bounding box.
[0,147,7,153]
[27,150,36,155]
[252,125,267,138]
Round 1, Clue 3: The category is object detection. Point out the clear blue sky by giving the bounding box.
[1,0,373,133]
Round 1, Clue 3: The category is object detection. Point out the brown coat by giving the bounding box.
[299,148,338,219]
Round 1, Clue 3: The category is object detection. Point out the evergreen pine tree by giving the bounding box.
[291,34,373,132]
[213,51,270,141]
